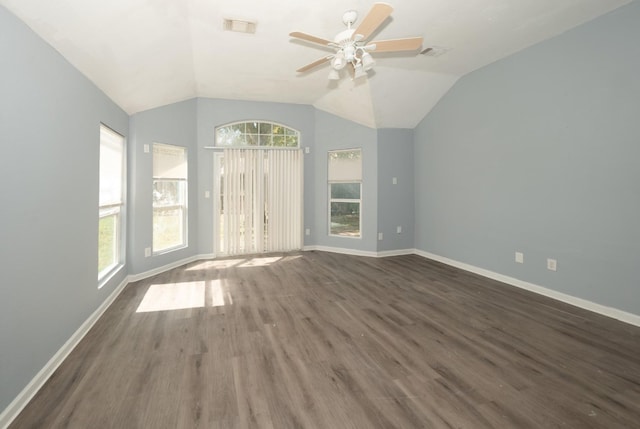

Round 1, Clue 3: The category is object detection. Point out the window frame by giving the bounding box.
[98,124,126,285]
[214,121,300,148]
[152,143,188,255]
[328,148,362,239]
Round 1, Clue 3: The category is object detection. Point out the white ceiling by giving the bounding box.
[2,0,631,128]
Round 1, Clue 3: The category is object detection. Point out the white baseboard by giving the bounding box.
[376,248,416,258]
[0,276,129,429]
[196,253,217,261]
[303,245,378,257]
[128,256,199,283]
[303,245,414,258]
[128,253,218,283]
[414,250,640,327]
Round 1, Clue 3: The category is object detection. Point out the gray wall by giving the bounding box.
[0,6,128,412]
[377,129,415,252]
[128,99,198,274]
[414,2,640,314]
[314,110,379,252]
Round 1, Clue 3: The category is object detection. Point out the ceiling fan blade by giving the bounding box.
[368,37,423,53]
[296,55,333,73]
[353,3,393,41]
[290,31,333,47]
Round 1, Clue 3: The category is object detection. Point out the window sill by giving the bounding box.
[98,264,125,289]
[152,244,188,256]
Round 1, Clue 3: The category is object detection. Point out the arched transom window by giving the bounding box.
[215,121,300,148]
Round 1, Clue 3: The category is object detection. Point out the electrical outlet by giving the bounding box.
[392,177,398,185]
[547,258,557,271]
[396,226,402,234]
[143,144,150,153]
[204,191,210,198]
[144,247,151,257]
[378,232,383,241]
[515,252,524,263]
[305,228,310,236]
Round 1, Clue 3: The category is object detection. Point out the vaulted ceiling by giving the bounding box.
[1,0,630,128]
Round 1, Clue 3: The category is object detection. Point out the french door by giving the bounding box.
[214,149,303,256]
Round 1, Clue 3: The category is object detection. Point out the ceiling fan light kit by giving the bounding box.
[290,2,423,81]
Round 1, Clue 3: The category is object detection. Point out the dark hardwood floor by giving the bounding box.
[9,251,640,428]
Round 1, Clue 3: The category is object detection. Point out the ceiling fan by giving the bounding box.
[290,3,423,80]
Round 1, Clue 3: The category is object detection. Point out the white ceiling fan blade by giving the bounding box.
[353,3,393,41]
[296,55,333,73]
[290,31,334,47]
[368,37,423,53]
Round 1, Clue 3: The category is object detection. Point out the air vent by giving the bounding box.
[223,18,257,34]
[421,46,450,57]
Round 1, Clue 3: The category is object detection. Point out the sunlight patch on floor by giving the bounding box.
[138,255,298,312]
[208,279,227,307]
[186,259,245,270]
[238,256,282,267]
[136,281,205,313]
[186,255,297,271]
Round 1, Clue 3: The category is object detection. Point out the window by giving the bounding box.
[328,149,362,237]
[98,124,125,281]
[215,121,299,148]
[153,143,187,253]
[213,121,303,256]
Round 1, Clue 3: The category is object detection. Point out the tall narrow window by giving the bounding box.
[213,121,302,256]
[328,149,362,237]
[153,143,187,253]
[98,124,125,281]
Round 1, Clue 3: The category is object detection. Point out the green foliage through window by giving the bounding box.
[98,213,117,274]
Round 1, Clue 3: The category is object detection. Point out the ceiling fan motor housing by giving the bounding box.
[334,29,356,45]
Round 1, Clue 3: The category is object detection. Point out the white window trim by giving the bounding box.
[327,147,363,239]
[98,124,126,287]
[152,144,188,255]
[328,182,363,239]
[214,120,301,148]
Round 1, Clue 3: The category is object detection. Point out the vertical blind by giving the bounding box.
[222,148,302,255]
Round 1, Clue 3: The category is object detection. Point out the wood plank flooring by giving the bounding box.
[9,251,640,428]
